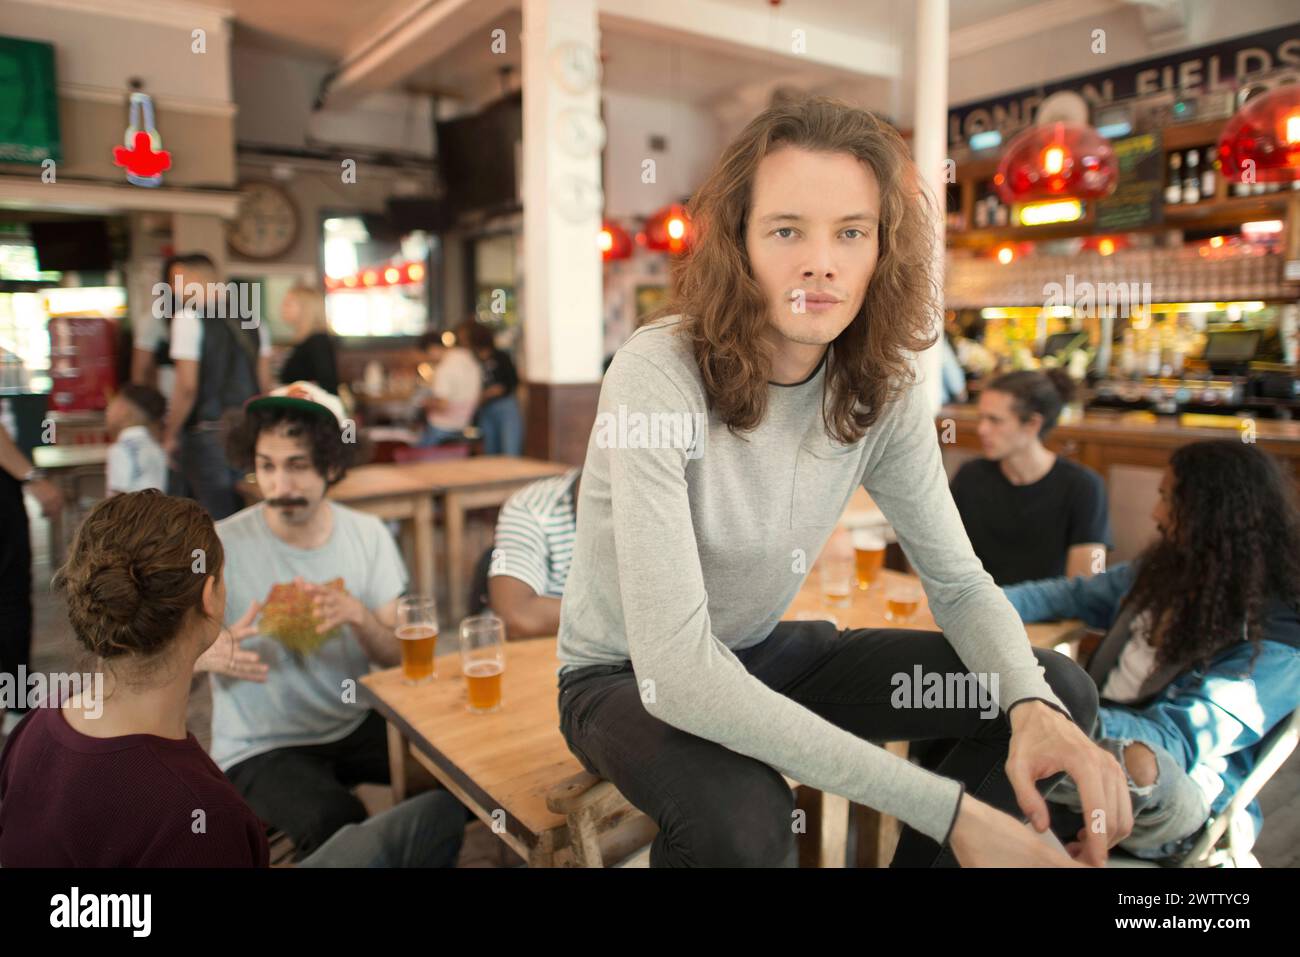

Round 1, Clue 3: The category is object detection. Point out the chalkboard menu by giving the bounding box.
[0,36,61,164]
[1095,132,1164,232]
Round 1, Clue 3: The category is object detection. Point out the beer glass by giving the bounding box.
[819,556,853,609]
[396,596,438,685]
[884,581,924,624]
[853,528,887,590]
[460,614,506,713]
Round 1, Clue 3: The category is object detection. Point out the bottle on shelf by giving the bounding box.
[1165,151,1184,205]
[1200,148,1216,199]
[1182,149,1201,204]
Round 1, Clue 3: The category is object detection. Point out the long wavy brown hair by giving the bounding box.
[649,95,941,443]
[1122,441,1300,674]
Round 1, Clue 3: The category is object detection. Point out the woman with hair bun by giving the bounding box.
[0,489,466,867]
[950,368,1112,586]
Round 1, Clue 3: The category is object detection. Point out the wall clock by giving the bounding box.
[227,180,299,261]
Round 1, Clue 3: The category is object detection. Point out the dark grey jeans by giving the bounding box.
[557,619,1098,867]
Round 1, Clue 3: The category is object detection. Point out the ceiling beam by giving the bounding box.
[598,0,901,80]
[322,0,514,109]
[950,0,1126,59]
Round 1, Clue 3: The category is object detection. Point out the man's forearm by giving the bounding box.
[165,388,197,442]
[352,607,400,666]
[0,428,34,481]
[504,595,561,639]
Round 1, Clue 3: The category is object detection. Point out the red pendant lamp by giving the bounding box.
[599,220,633,261]
[1218,84,1300,185]
[643,203,692,254]
[994,121,1119,204]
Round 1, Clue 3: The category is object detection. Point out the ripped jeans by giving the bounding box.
[1046,736,1211,861]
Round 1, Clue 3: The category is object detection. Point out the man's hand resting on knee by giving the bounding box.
[1003,700,1134,866]
[949,794,1087,867]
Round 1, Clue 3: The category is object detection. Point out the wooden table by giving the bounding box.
[31,443,110,566]
[360,637,660,867]
[784,566,1087,651]
[398,457,570,624]
[326,456,570,619]
[330,465,441,601]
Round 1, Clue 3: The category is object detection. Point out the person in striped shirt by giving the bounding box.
[488,467,580,639]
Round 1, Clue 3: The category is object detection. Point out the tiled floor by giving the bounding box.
[7,499,1298,867]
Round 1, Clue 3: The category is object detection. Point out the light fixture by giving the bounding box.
[995,122,1119,203]
[406,262,426,283]
[644,203,692,254]
[600,220,633,261]
[1217,84,1300,184]
[996,245,1015,265]
[1017,198,1084,226]
[1241,219,1284,236]
[1098,237,1116,256]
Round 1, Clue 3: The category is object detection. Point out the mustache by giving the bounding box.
[267,497,310,508]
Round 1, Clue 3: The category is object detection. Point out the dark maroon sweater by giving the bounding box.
[0,707,269,867]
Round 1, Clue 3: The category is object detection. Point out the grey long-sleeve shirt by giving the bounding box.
[557,316,1068,844]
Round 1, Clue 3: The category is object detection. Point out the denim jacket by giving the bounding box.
[1005,562,1300,840]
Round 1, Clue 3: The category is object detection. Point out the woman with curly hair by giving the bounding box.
[1005,440,1300,860]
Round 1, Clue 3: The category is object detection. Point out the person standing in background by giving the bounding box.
[161,255,274,520]
[463,319,522,456]
[0,424,63,738]
[415,331,481,446]
[130,254,189,401]
[278,285,339,394]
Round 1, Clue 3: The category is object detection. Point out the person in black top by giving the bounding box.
[462,319,522,456]
[278,284,339,394]
[950,368,1111,586]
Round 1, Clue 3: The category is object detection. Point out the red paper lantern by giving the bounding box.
[644,203,692,254]
[599,220,633,261]
[994,122,1118,203]
[1218,84,1300,185]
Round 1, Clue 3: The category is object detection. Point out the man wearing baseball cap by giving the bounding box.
[196,381,467,860]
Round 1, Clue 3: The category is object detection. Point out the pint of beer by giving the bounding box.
[852,528,887,590]
[460,614,506,713]
[884,581,923,624]
[397,597,438,685]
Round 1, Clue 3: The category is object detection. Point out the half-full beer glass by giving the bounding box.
[460,614,505,713]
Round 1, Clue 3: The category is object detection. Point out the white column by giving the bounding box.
[521,0,604,384]
[912,0,949,414]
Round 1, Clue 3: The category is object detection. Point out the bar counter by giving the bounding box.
[936,404,1300,482]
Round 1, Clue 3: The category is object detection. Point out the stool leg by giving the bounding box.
[569,809,605,868]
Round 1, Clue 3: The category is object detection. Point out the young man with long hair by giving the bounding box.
[1006,441,1300,860]
[556,96,1130,867]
